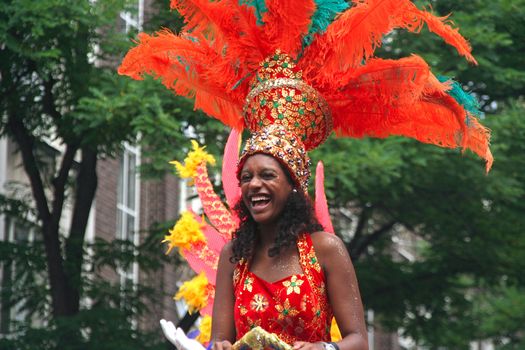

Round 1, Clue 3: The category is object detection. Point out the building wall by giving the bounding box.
[138,173,182,331]
[95,152,183,332]
[94,156,121,283]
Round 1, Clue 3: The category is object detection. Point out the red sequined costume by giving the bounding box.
[233,234,333,344]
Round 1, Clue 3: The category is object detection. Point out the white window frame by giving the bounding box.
[119,0,144,32]
[116,143,141,291]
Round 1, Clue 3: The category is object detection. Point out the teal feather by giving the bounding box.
[302,0,350,48]
[239,0,268,25]
[438,76,482,122]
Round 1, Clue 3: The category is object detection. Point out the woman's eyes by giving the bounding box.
[261,172,276,179]
[240,172,276,183]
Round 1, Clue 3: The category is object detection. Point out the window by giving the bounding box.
[119,0,144,33]
[0,218,35,334]
[116,143,140,300]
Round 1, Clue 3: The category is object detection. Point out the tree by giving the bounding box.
[0,0,223,348]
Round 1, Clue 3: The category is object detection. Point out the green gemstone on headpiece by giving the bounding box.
[273,101,279,108]
[294,121,300,127]
[298,108,305,115]
[282,62,288,68]
[286,96,292,102]
[258,121,263,127]
[260,99,266,106]
[302,97,308,102]
[263,62,269,68]
[311,121,316,127]
[274,54,279,60]
[278,113,284,119]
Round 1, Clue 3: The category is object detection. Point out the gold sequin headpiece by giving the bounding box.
[238,50,332,192]
[237,124,311,194]
[243,50,332,151]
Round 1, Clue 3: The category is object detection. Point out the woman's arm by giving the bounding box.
[211,241,237,350]
[311,232,368,350]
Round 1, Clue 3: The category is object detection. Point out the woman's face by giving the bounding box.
[239,154,293,226]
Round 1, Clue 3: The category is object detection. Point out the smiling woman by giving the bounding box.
[239,154,293,226]
[234,154,323,261]
[209,125,369,350]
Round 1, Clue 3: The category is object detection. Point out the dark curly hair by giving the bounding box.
[230,190,324,263]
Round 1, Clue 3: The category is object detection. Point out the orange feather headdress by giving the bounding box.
[133,1,493,324]
[119,0,493,178]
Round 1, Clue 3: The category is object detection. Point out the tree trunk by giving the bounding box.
[64,147,98,314]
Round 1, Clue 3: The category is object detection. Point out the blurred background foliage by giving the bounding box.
[0,0,524,348]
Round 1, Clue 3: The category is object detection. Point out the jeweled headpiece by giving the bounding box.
[119,0,493,195]
[237,50,329,191]
[238,124,311,193]
[243,50,332,151]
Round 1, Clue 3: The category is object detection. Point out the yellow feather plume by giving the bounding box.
[175,272,210,314]
[170,140,216,180]
[163,211,206,254]
[196,315,212,343]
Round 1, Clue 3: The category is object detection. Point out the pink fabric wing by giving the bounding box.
[222,129,242,210]
[182,242,219,284]
[194,162,238,239]
[314,161,334,234]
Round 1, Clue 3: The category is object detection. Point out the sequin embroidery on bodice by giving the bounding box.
[232,234,333,344]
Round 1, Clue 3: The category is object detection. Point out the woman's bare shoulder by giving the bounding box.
[221,240,234,255]
[218,241,237,270]
[309,231,349,266]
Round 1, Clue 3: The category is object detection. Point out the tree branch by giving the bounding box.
[6,116,50,224]
[6,115,72,317]
[42,77,62,121]
[50,143,78,231]
[65,147,98,313]
[351,221,396,260]
[349,206,373,250]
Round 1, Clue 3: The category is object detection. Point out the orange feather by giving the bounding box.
[262,0,316,57]
[320,55,449,105]
[302,0,476,85]
[118,30,244,128]
[330,91,491,170]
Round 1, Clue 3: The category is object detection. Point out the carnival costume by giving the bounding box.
[234,234,332,344]
[118,0,492,345]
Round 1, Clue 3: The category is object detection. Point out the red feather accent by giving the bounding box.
[321,55,448,106]
[170,0,230,38]
[262,0,316,56]
[302,0,476,85]
[227,0,271,68]
[118,30,245,128]
[409,8,476,64]
[330,91,492,170]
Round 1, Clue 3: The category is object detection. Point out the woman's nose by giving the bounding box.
[248,175,262,188]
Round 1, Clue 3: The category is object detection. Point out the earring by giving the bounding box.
[292,188,298,193]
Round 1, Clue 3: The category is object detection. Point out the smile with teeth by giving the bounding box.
[250,195,271,207]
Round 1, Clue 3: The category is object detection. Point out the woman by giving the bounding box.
[211,151,368,350]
